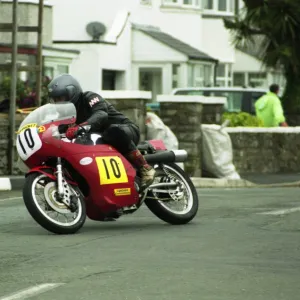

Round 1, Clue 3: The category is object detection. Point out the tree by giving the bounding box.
[223,0,300,115]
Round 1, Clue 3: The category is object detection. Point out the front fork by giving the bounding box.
[55,157,72,208]
[56,157,64,199]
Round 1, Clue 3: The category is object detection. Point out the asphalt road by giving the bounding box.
[0,188,300,300]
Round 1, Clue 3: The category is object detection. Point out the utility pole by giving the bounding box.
[36,0,44,107]
[0,0,44,174]
[8,0,18,176]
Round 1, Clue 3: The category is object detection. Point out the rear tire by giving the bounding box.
[145,163,198,225]
[23,173,86,234]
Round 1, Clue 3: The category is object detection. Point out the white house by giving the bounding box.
[48,0,237,97]
[47,0,284,96]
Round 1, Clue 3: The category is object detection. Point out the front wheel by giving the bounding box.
[145,163,198,225]
[23,173,86,234]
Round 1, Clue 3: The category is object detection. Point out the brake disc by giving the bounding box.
[44,182,70,214]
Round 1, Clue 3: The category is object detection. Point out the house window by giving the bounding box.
[3,60,28,81]
[203,0,213,9]
[172,64,180,88]
[44,55,73,80]
[248,72,267,88]
[44,66,54,79]
[229,0,235,12]
[194,65,204,86]
[140,0,152,5]
[188,64,214,87]
[218,0,226,11]
[216,63,225,86]
[216,63,232,87]
[57,65,69,74]
[162,0,200,7]
[217,64,225,77]
[203,0,235,13]
[163,0,179,4]
[233,72,246,86]
[204,65,212,86]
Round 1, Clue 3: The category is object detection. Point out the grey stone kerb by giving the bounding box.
[157,95,226,177]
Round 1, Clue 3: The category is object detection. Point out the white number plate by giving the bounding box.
[16,127,42,161]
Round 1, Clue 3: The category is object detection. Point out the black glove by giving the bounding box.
[58,124,71,134]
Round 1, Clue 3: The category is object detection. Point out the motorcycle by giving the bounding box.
[16,102,199,234]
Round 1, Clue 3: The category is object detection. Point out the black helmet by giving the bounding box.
[48,74,83,104]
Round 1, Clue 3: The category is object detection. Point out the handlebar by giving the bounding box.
[53,124,91,140]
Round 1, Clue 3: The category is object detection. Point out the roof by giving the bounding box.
[132,23,218,63]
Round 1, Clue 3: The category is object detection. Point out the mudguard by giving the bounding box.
[26,166,78,186]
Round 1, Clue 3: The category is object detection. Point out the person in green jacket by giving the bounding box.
[255,84,288,127]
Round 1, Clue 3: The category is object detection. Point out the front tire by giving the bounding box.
[23,173,86,234]
[145,163,198,225]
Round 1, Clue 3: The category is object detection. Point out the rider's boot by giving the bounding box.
[125,149,156,189]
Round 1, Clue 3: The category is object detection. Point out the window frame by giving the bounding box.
[140,0,152,5]
[203,0,235,15]
[44,57,71,80]
[172,63,181,89]
[216,63,232,87]
[248,72,267,88]
[162,0,201,9]
[233,72,246,87]
[188,62,214,87]
[4,60,28,81]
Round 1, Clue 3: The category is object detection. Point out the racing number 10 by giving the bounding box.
[96,156,128,185]
[16,127,42,161]
[18,128,35,155]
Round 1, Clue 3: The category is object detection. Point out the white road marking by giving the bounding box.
[0,197,22,203]
[258,207,300,216]
[0,283,64,300]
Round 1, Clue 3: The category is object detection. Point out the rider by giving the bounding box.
[47,73,156,189]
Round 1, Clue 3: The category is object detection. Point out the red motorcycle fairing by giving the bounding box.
[19,116,167,220]
[38,124,139,214]
[67,145,138,211]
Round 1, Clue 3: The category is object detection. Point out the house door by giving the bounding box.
[102,70,116,90]
[139,68,162,101]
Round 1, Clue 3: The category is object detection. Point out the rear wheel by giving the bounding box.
[145,163,198,225]
[23,173,86,234]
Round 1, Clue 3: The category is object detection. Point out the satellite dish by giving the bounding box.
[86,22,106,41]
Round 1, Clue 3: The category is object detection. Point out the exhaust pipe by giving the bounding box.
[171,150,188,162]
[144,149,188,164]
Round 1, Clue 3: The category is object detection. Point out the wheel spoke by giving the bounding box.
[151,165,193,215]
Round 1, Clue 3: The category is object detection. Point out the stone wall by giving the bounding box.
[201,101,225,125]
[226,127,300,174]
[159,100,203,177]
[3,92,299,176]
[157,95,226,177]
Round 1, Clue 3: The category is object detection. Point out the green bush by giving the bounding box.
[0,76,26,99]
[221,112,264,127]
